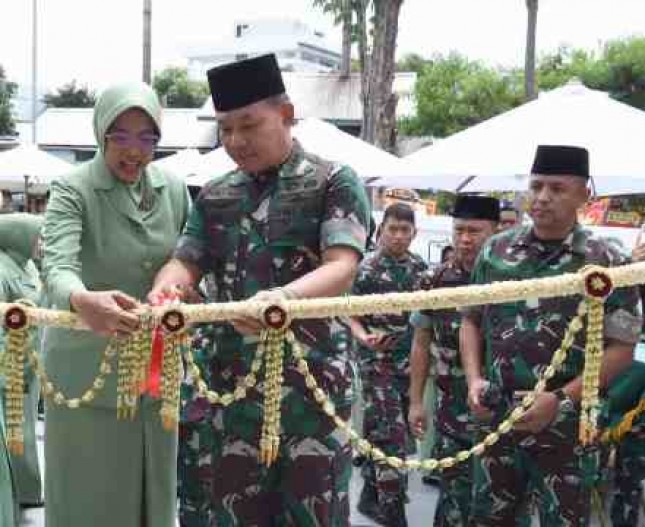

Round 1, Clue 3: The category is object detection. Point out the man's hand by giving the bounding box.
[147,284,202,305]
[356,332,397,352]
[467,377,493,421]
[514,392,559,434]
[408,401,427,439]
[70,290,140,338]
[231,288,292,336]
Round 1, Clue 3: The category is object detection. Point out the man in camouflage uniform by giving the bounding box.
[604,360,645,527]
[608,242,645,527]
[152,54,370,526]
[349,202,427,526]
[460,145,642,527]
[408,195,499,527]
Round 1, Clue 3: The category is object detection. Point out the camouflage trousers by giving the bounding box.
[609,428,645,527]
[432,432,472,527]
[359,363,408,505]
[471,409,590,527]
[178,402,352,527]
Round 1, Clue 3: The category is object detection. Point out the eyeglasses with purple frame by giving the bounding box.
[105,131,160,152]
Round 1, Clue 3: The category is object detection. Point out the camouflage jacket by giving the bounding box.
[175,140,371,417]
[468,224,642,393]
[412,261,471,439]
[352,249,427,371]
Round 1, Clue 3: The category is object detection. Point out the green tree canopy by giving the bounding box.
[153,67,209,108]
[400,37,645,138]
[0,65,17,136]
[400,53,523,138]
[43,80,96,108]
[396,53,429,74]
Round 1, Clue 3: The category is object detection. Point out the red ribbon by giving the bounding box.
[143,289,182,398]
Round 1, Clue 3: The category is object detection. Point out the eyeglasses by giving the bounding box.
[105,131,160,152]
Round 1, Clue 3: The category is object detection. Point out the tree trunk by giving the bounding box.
[356,0,369,137]
[524,0,538,101]
[362,0,403,153]
[340,0,352,78]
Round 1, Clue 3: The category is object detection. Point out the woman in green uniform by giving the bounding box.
[42,82,189,527]
[0,213,44,518]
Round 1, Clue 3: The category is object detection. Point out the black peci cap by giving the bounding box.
[531,145,589,178]
[451,195,500,222]
[207,53,286,112]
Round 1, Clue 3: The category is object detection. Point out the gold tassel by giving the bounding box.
[579,267,613,445]
[4,306,30,456]
[159,331,184,431]
[259,329,285,467]
[116,335,139,420]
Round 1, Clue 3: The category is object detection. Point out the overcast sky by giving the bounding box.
[2,0,645,93]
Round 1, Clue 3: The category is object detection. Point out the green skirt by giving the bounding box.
[0,402,17,527]
[45,397,177,527]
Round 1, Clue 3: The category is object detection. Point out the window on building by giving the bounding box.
[235,24,249,38]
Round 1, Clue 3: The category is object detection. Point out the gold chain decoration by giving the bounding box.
[34,341,116,409]
[286,302,587,472]
[0,262,634,470]
[579,268,613,445]
[601,397,645,443]
[3,306,29,455]
[259,328,286,466]
[182,336,264,406]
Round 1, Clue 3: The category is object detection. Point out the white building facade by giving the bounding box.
[186,18,341,81]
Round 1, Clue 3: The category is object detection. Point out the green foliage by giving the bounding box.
[153,67,209,108]
[43,80,96,108]
[400,53,524,138]
[597,38,645,108]
[0,65,17,136]
[396,53,428,73]
[435,190,456,215]
[400,37,645,138]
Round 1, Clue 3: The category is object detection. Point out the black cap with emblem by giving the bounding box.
[207,54,286,112]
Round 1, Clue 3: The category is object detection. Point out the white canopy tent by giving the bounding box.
[0,144,72,194]
[187,118,409,187]
[383,80,645,195]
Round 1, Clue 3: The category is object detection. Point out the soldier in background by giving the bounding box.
[152,54,370,527]
[498,203,520,231]
[461,145,642,527]
[350,202,427,526]
[408,195,499,526]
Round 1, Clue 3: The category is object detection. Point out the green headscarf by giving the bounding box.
[91,82,164,208]
[0,213,43,267]
[92,82,162,156]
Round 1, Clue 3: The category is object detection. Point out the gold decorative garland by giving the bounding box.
[0,265,636,467]
[3,262,645,331]
[601,397,645,443]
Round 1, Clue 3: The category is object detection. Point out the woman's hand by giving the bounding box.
[70,290,140,337]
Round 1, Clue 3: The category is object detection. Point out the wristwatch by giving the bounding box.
[553,388,575,414]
